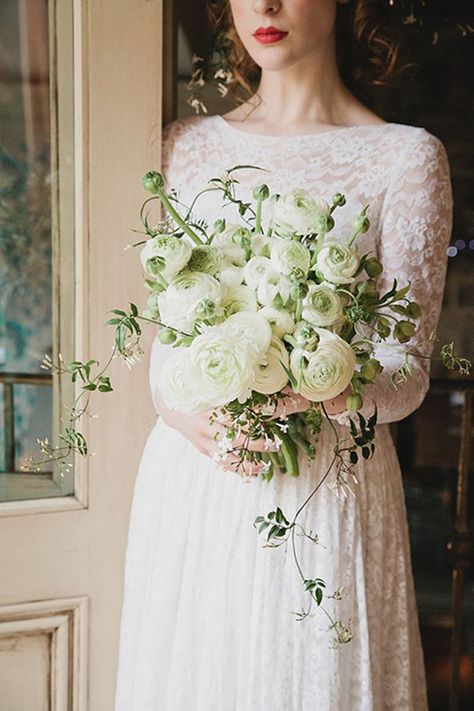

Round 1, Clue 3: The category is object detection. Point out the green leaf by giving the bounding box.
[267,524,279,540]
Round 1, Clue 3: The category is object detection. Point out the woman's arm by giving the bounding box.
[329,129,453,425]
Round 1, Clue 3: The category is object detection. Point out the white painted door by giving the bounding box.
[0,1,164,708]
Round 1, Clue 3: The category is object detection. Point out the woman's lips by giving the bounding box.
[253,27,289,45]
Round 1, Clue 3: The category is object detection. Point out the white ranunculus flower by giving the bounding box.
[251,233,271,257]
[140,234,192,282]
[315,241,360,284]
[254,337,289,395]
[270,238,311,279]
[158,272,222,331]
[212,224,251,265]
[186,244,223,275]
[189,329,257,407]
[270,188,330,236]
[158,349,203,413]
[222,285,258,315]
[302,282,343,327]
[222,311,272,359]
[259,306,295,338]
[142,292,160,321]
[243,256,275,289]
[257,272,292,307]
[290,329,356,402]
[219,263,244,288]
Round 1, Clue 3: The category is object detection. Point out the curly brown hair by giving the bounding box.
[207,0,406,105]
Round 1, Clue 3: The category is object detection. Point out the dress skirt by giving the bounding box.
[114,415,428,711]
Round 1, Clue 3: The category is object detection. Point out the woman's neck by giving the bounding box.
[223,45,384,133]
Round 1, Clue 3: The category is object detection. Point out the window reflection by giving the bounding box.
[0,0,73,500]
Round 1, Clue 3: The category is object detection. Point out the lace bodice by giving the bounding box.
[151,113,453,425]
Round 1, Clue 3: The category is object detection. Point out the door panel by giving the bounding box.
[0,1,163,708]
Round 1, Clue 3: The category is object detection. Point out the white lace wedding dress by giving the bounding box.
[114,114,452,710]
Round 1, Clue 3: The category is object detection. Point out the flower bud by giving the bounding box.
[406,301,421,319]
[361,358,382,381]
[271,293,285,309]
[356,279,378,300]
[394,320,416,343]
[146,254,166,275]
[158,328,177,345]
[194,298,216,320]
[142,171,164,193]
[332,193,346,207]
[294,321,320,351]
[365,257,382,278]
[352,213,370,234]
[290,282,309,300]
[346,392,363,411]
[314,213,333,233]
[213,218,226,233]
[252,184,270,201]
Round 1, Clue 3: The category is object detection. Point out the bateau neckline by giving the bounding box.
[213,113,396,140]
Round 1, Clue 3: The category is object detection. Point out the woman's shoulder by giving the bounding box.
[384,121,448,156]
[162,114,213,149]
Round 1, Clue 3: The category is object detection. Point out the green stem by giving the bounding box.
[347,230,359,248]
[157,189,203,245]
[315,230,326,256]
[269,451,285,474]
[278,432,299,477]
[295,296,303,322]
[255,198,263,233]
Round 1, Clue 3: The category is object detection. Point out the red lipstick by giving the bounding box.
[253,26,289,44]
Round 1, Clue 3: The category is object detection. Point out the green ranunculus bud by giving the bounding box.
[406,301,421,319]
[158,328,177,344]
[213,218,226,233]
[332,193,346,207]
[272,292,284,309]
[314,213,332,233]
[142,171,164,194]
[146,254,166,275]
[352,213,370,234]
[356,279,378,300]
[290,282,309,300]
[365,257,383,278]
[294,320,320,351]
[252,184,270,201]
[346,392,363,411]
[394,320,416,343]
[361,358,382,381]
[187,245,223,275]
[376,316,391,339]
[194,298,216,320]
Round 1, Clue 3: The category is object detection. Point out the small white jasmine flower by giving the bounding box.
[330,586,349,601]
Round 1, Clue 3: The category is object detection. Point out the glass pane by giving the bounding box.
[0,0,74,502]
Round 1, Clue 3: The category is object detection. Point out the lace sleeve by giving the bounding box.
[332,130,453,425]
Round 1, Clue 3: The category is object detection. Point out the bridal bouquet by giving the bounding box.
[31,163,470,645]
[139,167,421,481]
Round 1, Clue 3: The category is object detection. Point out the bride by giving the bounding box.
[115,1,452,709]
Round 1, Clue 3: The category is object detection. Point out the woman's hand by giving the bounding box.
[154,388,272,476]
[322,385,352,416]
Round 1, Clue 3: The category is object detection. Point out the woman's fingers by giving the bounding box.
[270,391,312,419]
[219,453,264,477]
